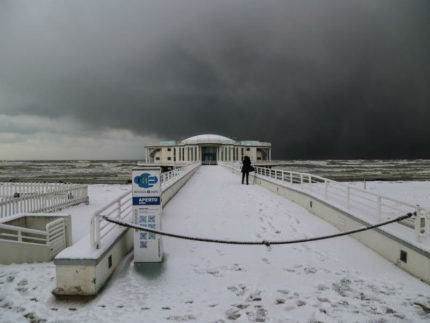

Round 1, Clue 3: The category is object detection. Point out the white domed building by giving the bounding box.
[145,134,271,165]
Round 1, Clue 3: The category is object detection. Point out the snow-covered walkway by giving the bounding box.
[1,166,429,322]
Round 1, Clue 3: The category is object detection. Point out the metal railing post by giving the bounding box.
[346,187,350,209]
[377,196,382,220]
[324,181,328,199]
[90,215,100,249]
[117,200,121,219]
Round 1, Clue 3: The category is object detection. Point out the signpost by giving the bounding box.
[132,167,163,263]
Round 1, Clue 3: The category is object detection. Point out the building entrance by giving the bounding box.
[201,147,217,165]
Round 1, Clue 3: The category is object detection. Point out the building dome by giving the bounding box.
[181,134,235,144]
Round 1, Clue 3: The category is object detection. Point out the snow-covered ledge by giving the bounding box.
[222,164,430,284]
[53,164,200,296]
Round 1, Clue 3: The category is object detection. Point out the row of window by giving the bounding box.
[164,146,199,161]
[156,146,252,161]
[219,146,250,161]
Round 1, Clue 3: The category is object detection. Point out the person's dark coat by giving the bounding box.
[242,156,252,173]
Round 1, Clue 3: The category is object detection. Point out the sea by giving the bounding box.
[1,160,430,184]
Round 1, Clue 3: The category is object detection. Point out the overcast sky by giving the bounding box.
[1,0,429,160]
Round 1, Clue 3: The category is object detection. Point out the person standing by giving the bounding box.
[242,155,252,185]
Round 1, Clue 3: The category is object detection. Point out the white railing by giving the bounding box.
[0,183,89,219]
[46,218,67,256]
[0,217,66,257]
[90,162,200,249]
[221,162,430,241]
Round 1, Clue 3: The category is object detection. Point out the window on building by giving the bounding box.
[167,148,171,151]
[167,157,171,160]
[246,148,250,151]
[156,157,160,160]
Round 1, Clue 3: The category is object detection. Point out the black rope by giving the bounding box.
[102,212,414,246]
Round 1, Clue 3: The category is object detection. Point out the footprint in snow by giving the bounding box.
[317,297,330,303]
[246,307,267,322]
[247,290,262,302]
[229,264,246,272]
[193,268,222,277]
[17,279,28,286]
[296,300,306,306]
[227,285,247,296]
[317,284,330,291]
[283,268,295,273]
[303,266,317,274]
[166,314,197,321]
[225,308,241,320]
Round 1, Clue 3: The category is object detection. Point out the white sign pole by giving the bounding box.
[132,167,163,263]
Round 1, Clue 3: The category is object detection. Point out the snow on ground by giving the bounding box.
[67,184,130,243]
[1,167,430,322]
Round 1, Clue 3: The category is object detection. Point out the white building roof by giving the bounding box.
[181,134,235,144]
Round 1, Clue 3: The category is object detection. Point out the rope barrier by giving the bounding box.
[102,212,414,247]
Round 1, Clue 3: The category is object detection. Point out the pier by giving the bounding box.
[1,164,430,320]
[47,165,430,321]
[51,162,430,296]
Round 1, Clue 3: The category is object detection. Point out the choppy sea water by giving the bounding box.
[275,159,430,181]
[0,160,430,183]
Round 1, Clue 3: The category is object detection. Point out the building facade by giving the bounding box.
[145,134,271,165]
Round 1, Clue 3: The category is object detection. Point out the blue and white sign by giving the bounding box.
[132,168,163,263]
[132,197,161,206]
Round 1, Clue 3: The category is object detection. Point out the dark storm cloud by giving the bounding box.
[1,0,429,158]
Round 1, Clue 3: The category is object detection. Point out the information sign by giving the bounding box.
[132,168,163,262]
